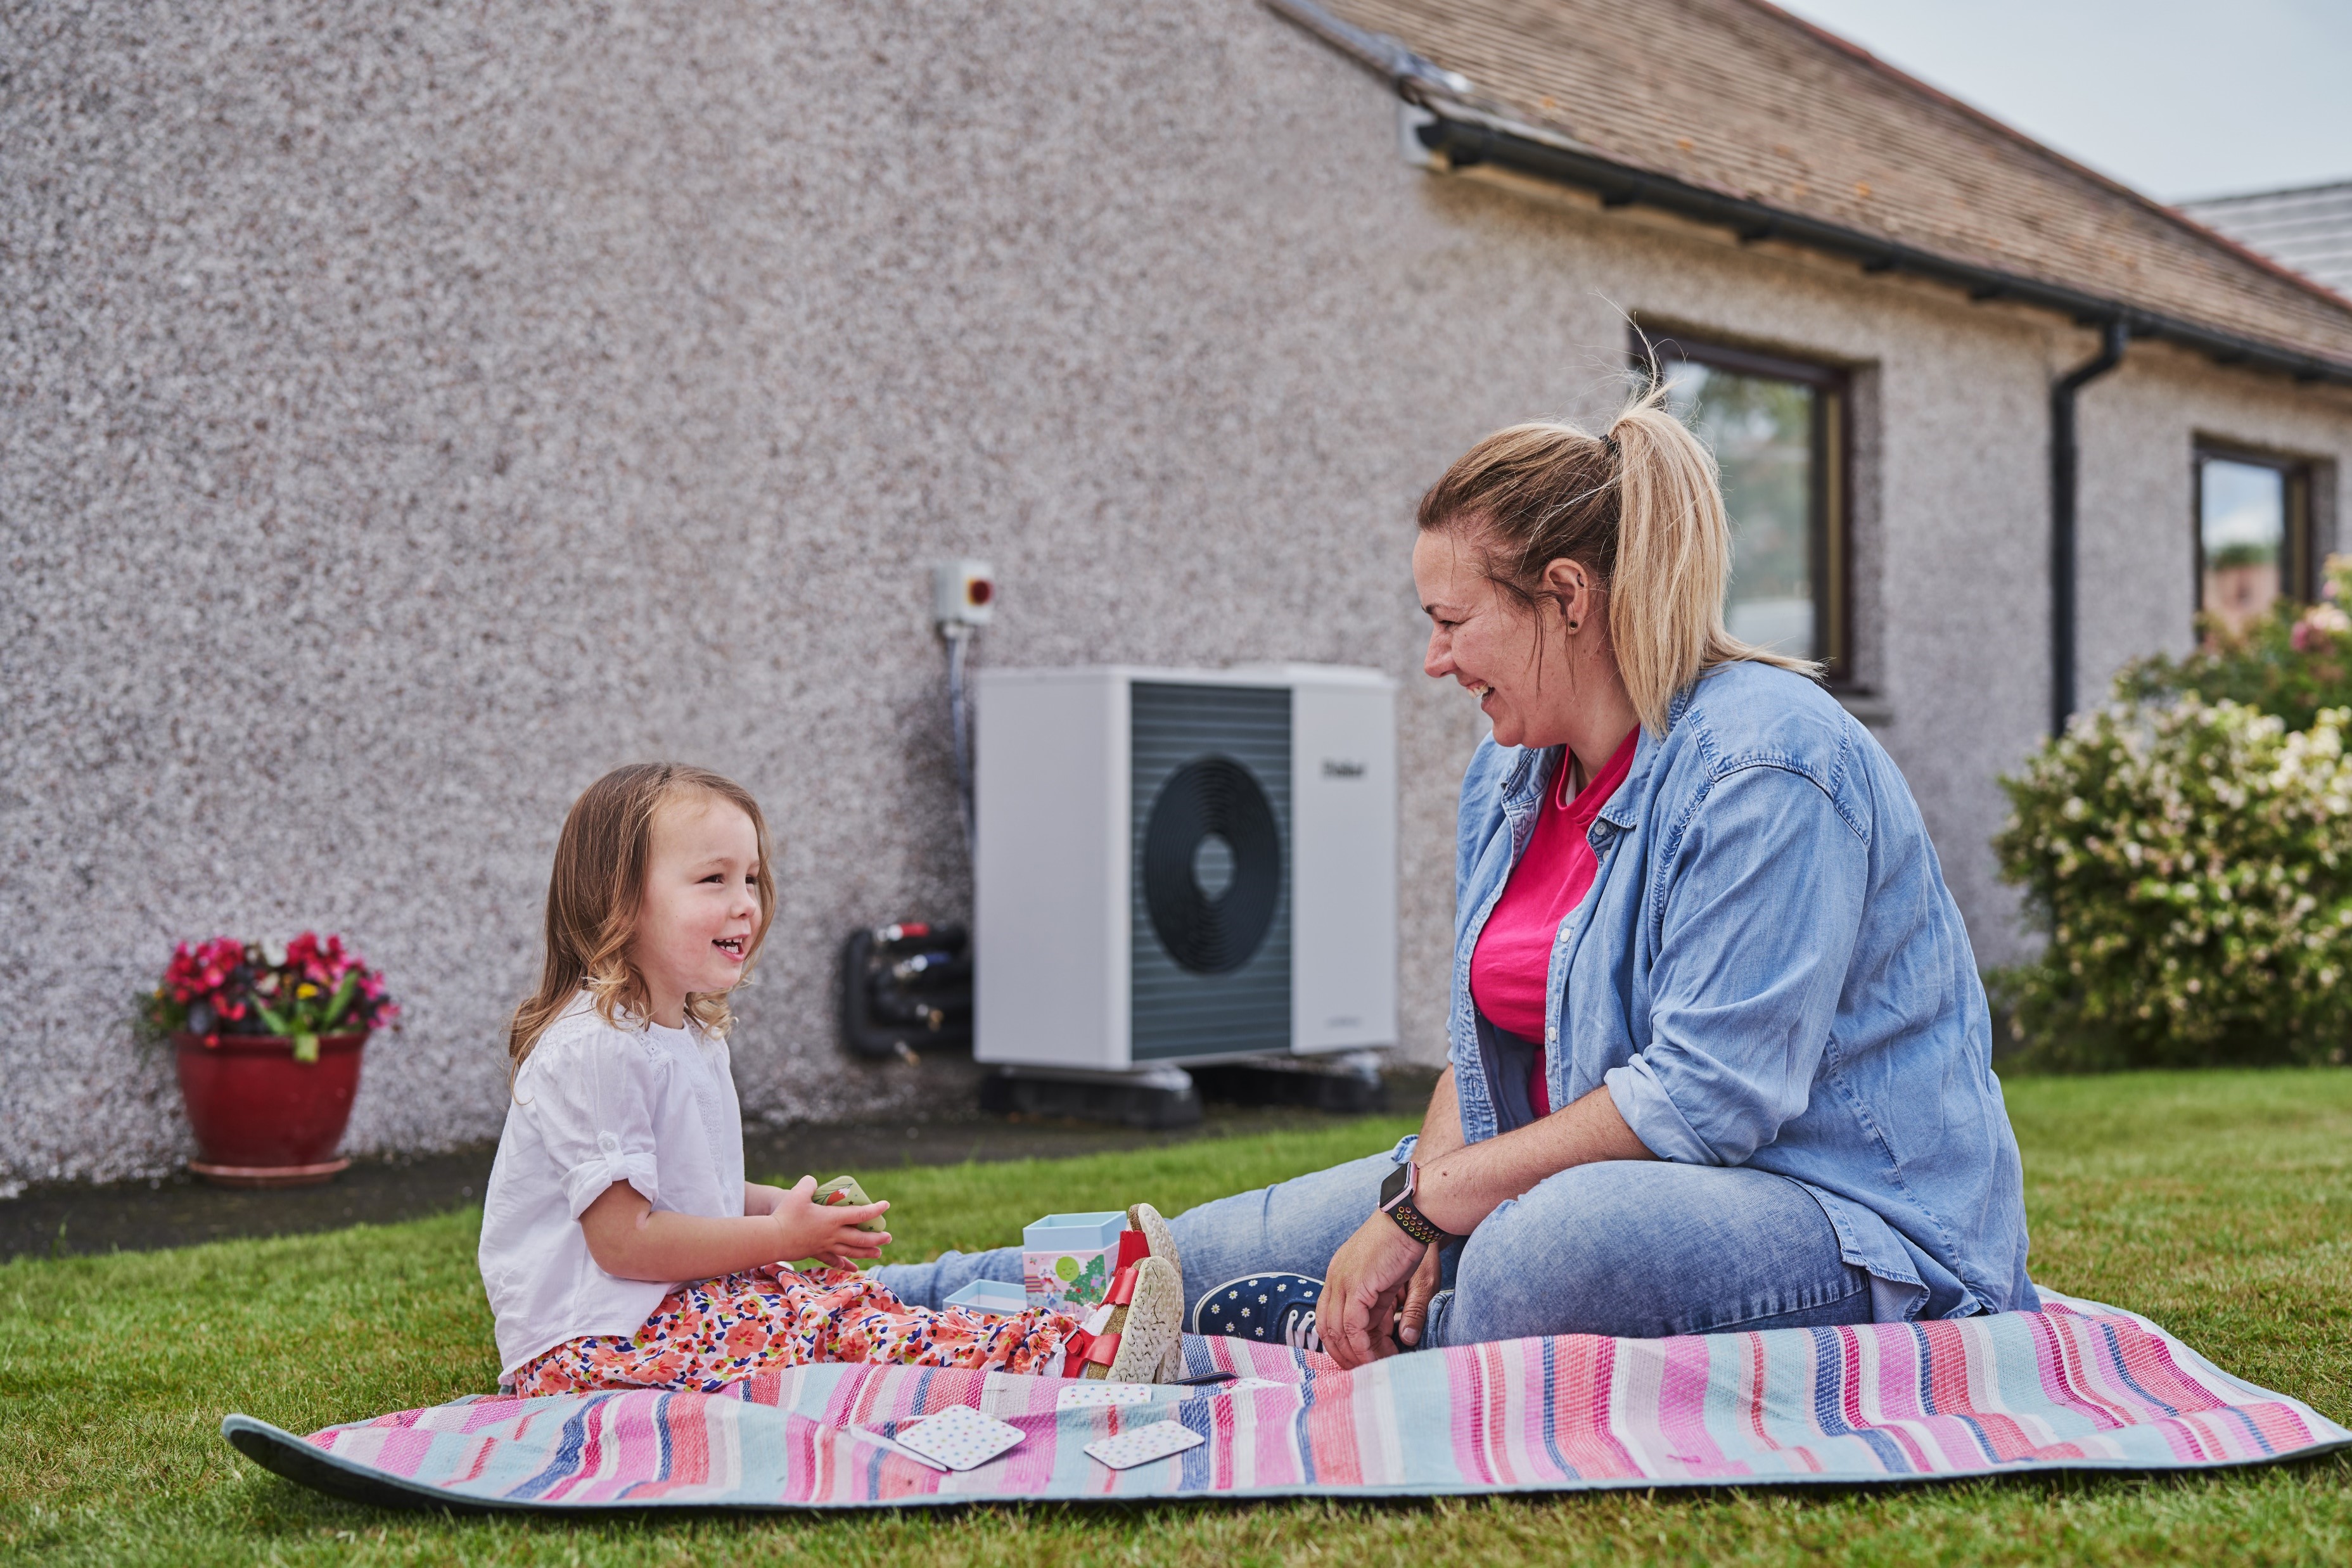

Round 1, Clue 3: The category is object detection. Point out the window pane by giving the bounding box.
[1661,363,1818,658]
[2199,457,2286,636]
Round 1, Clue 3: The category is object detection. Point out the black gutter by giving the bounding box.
[1412,116,2352,390]
[2050,322,2130,736]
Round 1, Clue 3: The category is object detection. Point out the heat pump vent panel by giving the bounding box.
[1128,682,1291,1061]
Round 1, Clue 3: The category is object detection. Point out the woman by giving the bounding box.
[881,385,2033,1370]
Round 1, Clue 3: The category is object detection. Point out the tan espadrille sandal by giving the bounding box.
[1102,1256,1182,1384]
[1121,1203,1186,1380]
[1075,1256,1183,1383]
[1127,1201,1180,1275]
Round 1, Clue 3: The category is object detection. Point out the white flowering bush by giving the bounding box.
[1993,698,2352,1068]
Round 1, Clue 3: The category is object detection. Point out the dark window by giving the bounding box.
[1641,336,1853,683]
[2194,443,2316,637]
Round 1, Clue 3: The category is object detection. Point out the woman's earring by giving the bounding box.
[1567,620,1580,631]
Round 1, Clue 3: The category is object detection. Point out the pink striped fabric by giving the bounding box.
[223,1292,2346,1510]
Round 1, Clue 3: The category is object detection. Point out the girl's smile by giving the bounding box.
[633,794,764,1027]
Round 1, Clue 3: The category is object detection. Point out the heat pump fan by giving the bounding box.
[973,665,1396,1071]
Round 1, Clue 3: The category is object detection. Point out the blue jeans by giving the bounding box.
[875,1138,1872,1344]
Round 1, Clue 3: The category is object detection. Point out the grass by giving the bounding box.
[1,1072,2347,1565]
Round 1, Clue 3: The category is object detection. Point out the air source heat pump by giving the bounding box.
[974,665,1397,1071]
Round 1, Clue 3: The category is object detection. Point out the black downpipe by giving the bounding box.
[2050,320,2130,736]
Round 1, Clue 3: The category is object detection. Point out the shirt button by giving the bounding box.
[1545,1026,1559,1043]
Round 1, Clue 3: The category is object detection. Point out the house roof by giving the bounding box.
[1282,0,2352,377]
[2180,181,2352,300]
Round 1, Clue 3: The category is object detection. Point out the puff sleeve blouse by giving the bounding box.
[477,995,748,1378]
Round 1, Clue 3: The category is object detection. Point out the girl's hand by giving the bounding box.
[767,1175,891,1268]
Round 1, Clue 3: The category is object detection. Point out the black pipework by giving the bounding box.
[2049,320,2130,736]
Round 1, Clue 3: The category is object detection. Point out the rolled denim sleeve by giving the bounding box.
[530,1034,664,1219]
[1605,763,1867,1166]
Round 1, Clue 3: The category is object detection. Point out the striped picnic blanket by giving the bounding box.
[224,1292,2346,1510]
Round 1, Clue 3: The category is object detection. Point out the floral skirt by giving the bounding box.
[511,1264,1080,1397]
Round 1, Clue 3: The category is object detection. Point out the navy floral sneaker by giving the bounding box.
[1191,1273,1324,1353]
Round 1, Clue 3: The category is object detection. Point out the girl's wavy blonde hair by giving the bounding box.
[508,763,777,1076]
[1416,372,1817,735]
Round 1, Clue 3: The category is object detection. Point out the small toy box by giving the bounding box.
[942,1278,1030,1316]
[1021,1211,1128,1310]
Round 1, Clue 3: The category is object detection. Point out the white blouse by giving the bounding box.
[477,994,748,1379]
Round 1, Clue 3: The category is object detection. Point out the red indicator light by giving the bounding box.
[968,579,994,606]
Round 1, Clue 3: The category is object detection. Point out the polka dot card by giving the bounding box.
[892,1405,1026,1471]
[1085,1418,1205,1471]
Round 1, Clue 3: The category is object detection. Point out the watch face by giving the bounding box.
[1378,1161,1409,1209]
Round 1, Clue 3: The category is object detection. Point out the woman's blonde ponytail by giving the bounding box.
[1606,392,1814,731]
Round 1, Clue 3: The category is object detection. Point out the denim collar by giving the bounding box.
[1497,693,1682,835]
[1594,680,1699,832]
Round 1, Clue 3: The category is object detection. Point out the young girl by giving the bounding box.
[478,762,1182,1396]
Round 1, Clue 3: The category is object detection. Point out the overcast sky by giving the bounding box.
[1774,0,2352,201]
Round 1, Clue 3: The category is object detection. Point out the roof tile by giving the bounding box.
[1318,0,2352,362]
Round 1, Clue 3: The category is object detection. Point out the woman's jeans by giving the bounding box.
[874,1137,1873,1345]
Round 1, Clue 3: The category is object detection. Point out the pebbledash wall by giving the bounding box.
[6,3,2350,1183]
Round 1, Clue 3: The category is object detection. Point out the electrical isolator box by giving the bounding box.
[933,559,995,628]
[973,664,1398,1070]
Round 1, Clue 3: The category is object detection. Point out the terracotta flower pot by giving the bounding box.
[172,1031,368,1187]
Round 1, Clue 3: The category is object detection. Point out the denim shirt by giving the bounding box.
[1448,661,2036,1322]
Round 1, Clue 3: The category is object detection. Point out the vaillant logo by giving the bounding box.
[1320,759,1367,779]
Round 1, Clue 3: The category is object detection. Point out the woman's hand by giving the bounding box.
[1394,1240,1447,1348]
[1308,1071,1655,1367]
[765,1175,890,1268]
[1320,1212,1433,1369]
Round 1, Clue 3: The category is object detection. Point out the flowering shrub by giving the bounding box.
[142,933,399,1062]
[1993,699,2352,1068]
[2115,555,2352,732]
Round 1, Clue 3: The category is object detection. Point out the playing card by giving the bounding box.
[1084,1418,1205,1470]
[1056,1380,1157,1412]
[892,1405,1026,1470]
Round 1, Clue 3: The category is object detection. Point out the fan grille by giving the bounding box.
[1142,756,1282,974]
[1128,681,1290,1061]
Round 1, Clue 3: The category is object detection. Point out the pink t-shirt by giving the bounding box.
[1469,731,1637,1117]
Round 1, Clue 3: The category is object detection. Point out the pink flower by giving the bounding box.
[2292,604,2351,651]
[153,931,395,1039]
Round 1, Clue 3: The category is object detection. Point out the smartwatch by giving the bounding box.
[1377,1160,1458,1247]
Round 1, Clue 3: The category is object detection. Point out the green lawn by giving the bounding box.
[3,1072,2348,1566]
